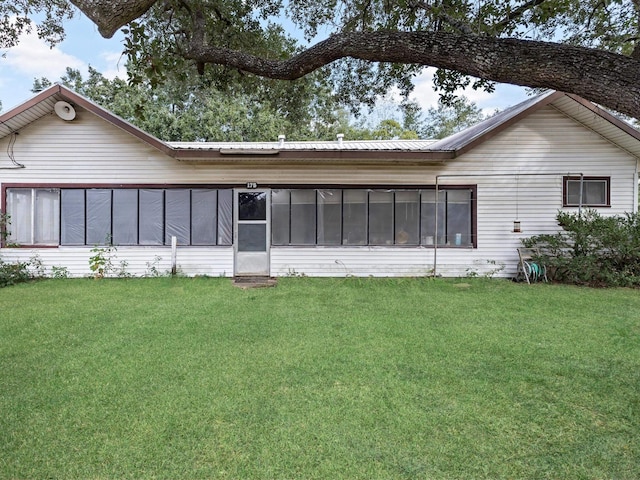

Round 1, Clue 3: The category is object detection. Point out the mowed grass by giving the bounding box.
[1,277,639,479]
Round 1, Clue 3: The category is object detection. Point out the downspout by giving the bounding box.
[433,176,439,277]
[578,173,584,215]
[635,159,639,213]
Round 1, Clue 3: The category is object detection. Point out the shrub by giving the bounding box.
[522,210,640,287]
[0,258,33,288]
[89,244,117,279]
[0,211,9,244]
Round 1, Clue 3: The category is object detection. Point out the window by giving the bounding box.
[317,190,341,245]
[290,190,316,245]
[139,189,164,245]
[563,176,610,207]
[271,188,475,247]
[369,191,394,245]
[165,189,191,245]
[343,190,367,245]
[8,187,233,247]
[217,189,233,245]
[271,189,290,246]
[395,191,420,245]
[113,189,138,245]
[61,189,85,245]
[446,189,473,246]
[6,188,60,245]
[191,189,217,245]
[86,189,112,244]
[420,190,445,245]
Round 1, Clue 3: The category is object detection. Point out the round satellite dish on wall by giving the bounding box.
[54,101,76,121]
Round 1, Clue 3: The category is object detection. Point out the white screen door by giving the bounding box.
[234,190,270,276]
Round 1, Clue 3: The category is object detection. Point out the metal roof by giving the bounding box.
[2,85,639,161]
[168,139,439,151]
[428,90,560,153]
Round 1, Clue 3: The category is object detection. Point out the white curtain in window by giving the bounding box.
[6,189,33,244]
[35,189,60,244]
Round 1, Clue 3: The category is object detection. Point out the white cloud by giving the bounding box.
[98,51,127,80]
[410,67,530,114]
[0,23,128,110]
[3,30,86,79]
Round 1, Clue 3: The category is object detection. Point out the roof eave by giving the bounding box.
[54,86,175,157]
[562,93,640,144]
[0,84,175,157]
[173,148,454,163]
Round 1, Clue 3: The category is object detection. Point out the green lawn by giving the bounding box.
[1,277,639,479]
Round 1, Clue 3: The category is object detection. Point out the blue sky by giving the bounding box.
[0,12,530,116]
[0,16,126,111]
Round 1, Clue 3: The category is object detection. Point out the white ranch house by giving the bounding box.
[0,85,638,278]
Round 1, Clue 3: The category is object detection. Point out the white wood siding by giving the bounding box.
[0,247,233,278]
[0,105,637,278]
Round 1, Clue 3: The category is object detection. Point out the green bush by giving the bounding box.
[522,210,640,287]
[0,258,33,288]
[0,212,32,287]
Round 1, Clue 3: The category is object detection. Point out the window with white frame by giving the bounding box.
[5,188,60,245]
[563,176,610,207]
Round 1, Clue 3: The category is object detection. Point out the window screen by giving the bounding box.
[369,191,394,245]
[395,191,420,245]
[271,190,290,246]
[61,190,85,245]
[317,190,341,245]
[421,190,446,245]
[564,177,610,207]
[192,189,217,245]
[217,189,233,245]
[113,189,138,245]
[139,189,164,245]
[343,190,367,245]
[165,189,191,245]
[447,189,472,246]
[290,190,316,245]
[86,189,112,245]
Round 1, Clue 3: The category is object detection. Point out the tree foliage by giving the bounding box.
[34,67,435,141]
[0,0,73,49]
[423,96,486,139]
[6,1,640,118]
[35,67,338,141]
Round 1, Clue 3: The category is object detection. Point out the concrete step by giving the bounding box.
[232,276,278,289]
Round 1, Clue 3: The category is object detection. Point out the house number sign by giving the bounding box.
[246,182,258,189]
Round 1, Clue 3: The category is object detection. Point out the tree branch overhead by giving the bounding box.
[185,30,640,119]
[69,0,157,37]
[46,0,640,119]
